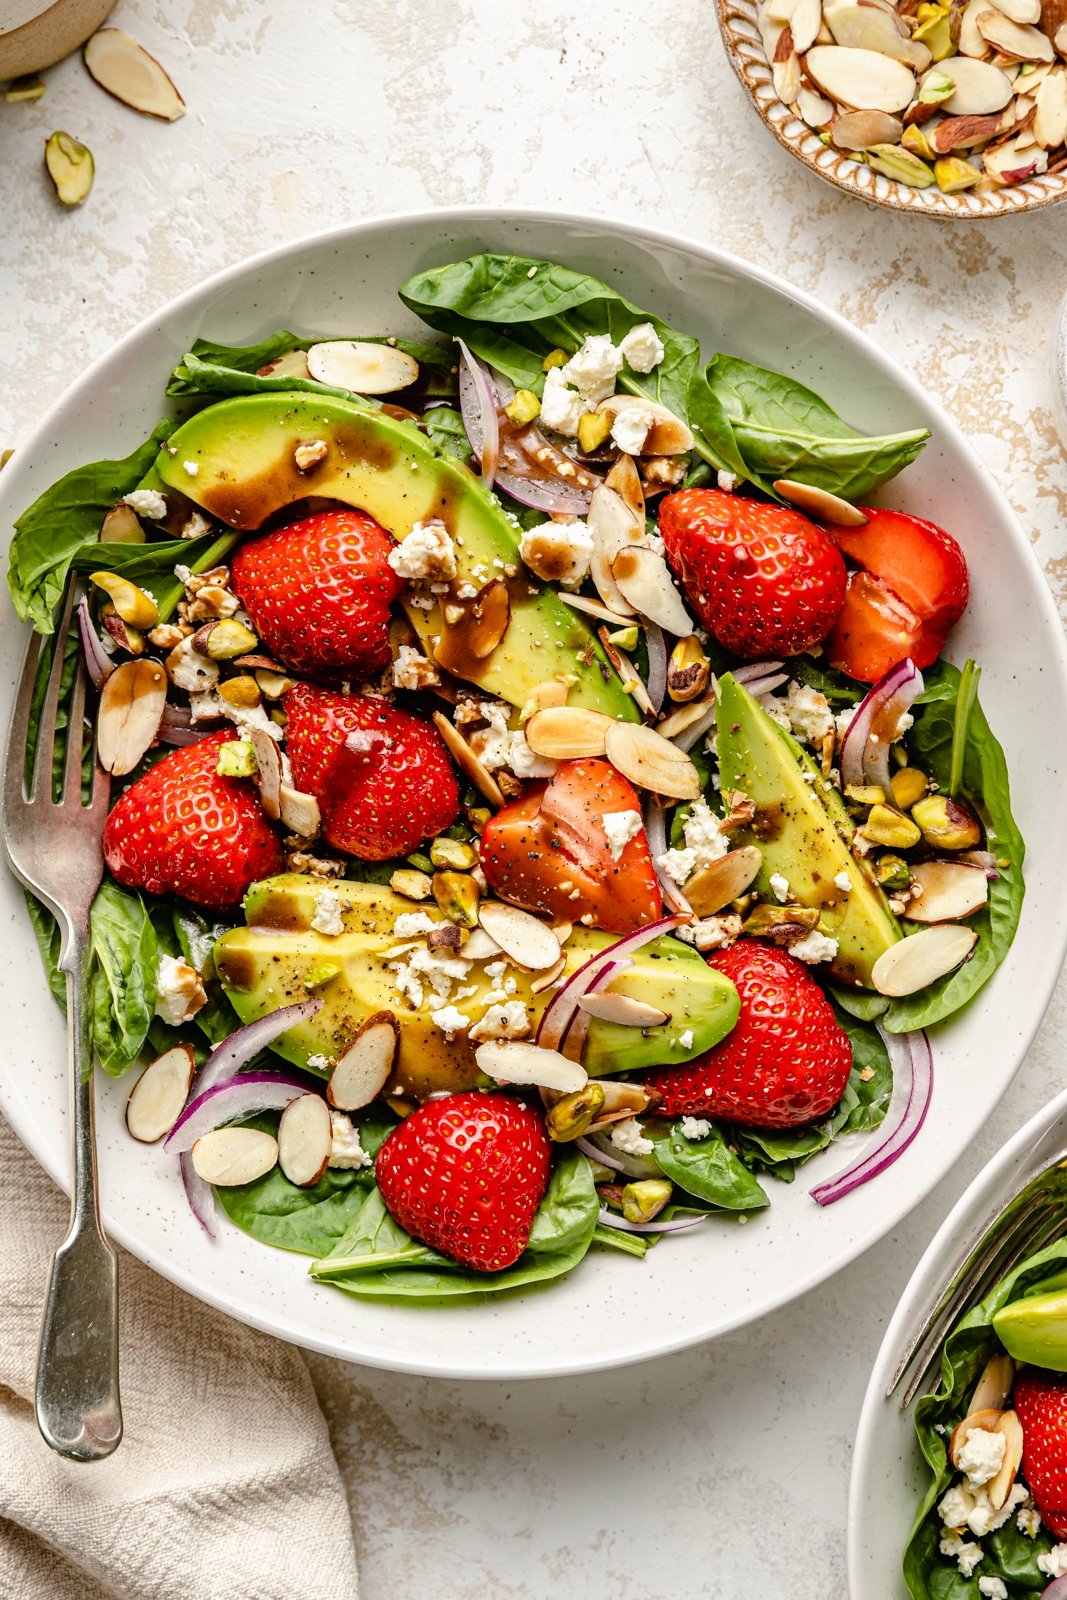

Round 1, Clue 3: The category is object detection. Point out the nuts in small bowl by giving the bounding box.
[715,0,1067,217]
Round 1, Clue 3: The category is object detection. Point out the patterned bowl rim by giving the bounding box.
[714,0,1067,220]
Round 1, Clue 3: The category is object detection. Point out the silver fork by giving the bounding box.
[887,1111,1067,1410]
[2,578,121,1461]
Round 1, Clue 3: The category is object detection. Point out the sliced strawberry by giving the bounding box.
[1015,1368,1067,1526]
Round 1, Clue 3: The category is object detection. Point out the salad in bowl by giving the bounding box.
[6,251,1023,1304]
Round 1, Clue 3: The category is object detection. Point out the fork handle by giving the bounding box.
[35,934,122,1461]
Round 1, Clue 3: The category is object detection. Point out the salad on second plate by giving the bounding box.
[7,252,1023,1303]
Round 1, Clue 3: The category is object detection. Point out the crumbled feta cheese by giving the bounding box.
[676,915,742,952]
[183,459,199,477]
[392,644,440,690]
[939,1485,976,1530]
[758,692,791,729]
[834,871,852,893]
[388,518,457,583]
[769,872,791,903]
[469,1000,531,1042]
[181,510,212,540]
[601,809,643,863]
[618,322,664,373]
[430,1004,471,1039]
[610,1118,655,1157]
[469,699,554,779]
[311,887,345,937]
[174,563,193,584]
[655,798,729,887]
[939,1531,982,1579]
[166,635,218,693]
[836,706,858,740]
[393,911,437,938]
[519,517,594,589]
[539,367,585,436]
[508,728,556,779]
[122,488,168,520]
[1040,1543,1067,1579]
[153,954,207,1026]
[307,1053,332,1073]
[610,405,655,456]
[390,946,472,1010]
[219,700,283,744]
[782,680,835,746]
[716,470,737,493]
[788,930,839,965]
[680,1116,712,1140]
[968,1482,1027,1537]
[678,1029,694,1050]
[328,1111,371,1169]
[957,1426,1006,1488]
[978,1579,1007,1599]
[560,334,623,404]
[188,690,225,723]
[1018,1505,1042,1538]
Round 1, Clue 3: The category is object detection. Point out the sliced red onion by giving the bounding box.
[536,915,683,1053]
[960,849,1000,880]
[840,659,924,793]
[645,623,667,714]
[580,1128,662,1180]
[673,701,717,755]
[560,957,632,1062]
[186,996,324,1106]
[732,660,785,685]
[643,800,693,916]
[76,598,114,689]
[1042,1579,1067,1599]
[811,1027,932,1206]
[597,1206,708,1235]
[180,1151,217,1238]
[744,672,790,700]
[157,704,213,746]
[165,1069,310,1155]
[456,338,500,486]
[493,465,592,517]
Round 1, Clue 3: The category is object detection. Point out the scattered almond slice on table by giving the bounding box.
[84,29,186,121]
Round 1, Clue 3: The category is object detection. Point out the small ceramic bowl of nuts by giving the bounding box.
[716,0,1067,216]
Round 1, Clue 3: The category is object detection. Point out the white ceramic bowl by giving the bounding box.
[2,207,1066,1379]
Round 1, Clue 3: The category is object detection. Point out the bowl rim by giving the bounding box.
[4,204,1067,1377]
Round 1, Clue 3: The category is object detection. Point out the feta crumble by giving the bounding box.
[610,405,655,456]
[939,1485,976,1530]
[518,517,594,589]
[154,954,207,1026]
[782,680,835,746]
[602,809,644,862]
[716,470,737,493]
[1018,1506,1042,1538]
[1040,1543,1067,1579]
[769,872,791,903]
[387,518,457,583]
[834,871,853,893]
[469,699,555,779]
[678,1028,694,1050]
[978,1579,1008,1599]
[788,930,839,966]
[610,1118,655,1157]
[680,1116,712,1140]
[390,947,471,1010]
[392,644,440,690]
[957,1426,1006,1488]
[676,914,742,952]
[328,1111,371,1170]
[307,1053,332,1073]
[656,798,728,886]
[939,1531,982,1579]
[310,887,345,937]
[393,911,438,938]
[618,322,665,373]
[560,334,623,404]
[122,488,168,521]
[469,1000,531,1042]
[183,459,199,476]
[430,1004,471,1039]
[539,367,585,436]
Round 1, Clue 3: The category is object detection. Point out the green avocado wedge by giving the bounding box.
[148,392,636,720]
[715,673,901,988]
[992,1279,1067,1370]
[214,876,739,1100]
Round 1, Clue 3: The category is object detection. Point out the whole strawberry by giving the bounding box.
[659,488,847,658]
[1014,1369,1067,1532]
[643,941,851,1128]
[230,507,403,680]
[376,1091,552,1272]
[103,730,283,911]
[285,683,460,860]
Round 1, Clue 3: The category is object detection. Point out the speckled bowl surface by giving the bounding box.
[1,207,1066,1378]
[715,0,1067,220]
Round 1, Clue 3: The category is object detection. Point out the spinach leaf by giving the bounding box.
[309,1148,599,1301]
[88,878,158,1076]
[591,1222,649,1258]
[8,421,174,632]
[883,664,1024,1033]
[70,528,242,623]
[789,656,863,707]
[652,1123,769,1211]
[25,891,66,1009]
[903,1237,1067,1597]
[423,405,472,462]
[829,985,890,1022]
[949,658,981,799]
[705,354,930,499]
[167,332,455,404]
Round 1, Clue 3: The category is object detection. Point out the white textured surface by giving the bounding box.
[3,2,1067,1596]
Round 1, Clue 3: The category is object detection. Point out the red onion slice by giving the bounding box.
[643,801,693,916]
[1042,1579,1067,1598]
[645,623,667,714]
[839,659,924,793]
[456,338,500,486]
[560,957,632,1062]
[741,672,789,700]
[810,1027,932,1206]
[579,1129,662,1180]
[493,461,593,516]
[165,1069,310,1154]
[673,701,717,755]
[732,660,785,685]
[76,598,114,689]
[536,915,683,1053]
[180,1151,217,1238]
[188,996,324,1103]
[597,1207,708,1235]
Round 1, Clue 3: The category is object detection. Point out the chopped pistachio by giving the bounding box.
[911,795,982,850]
[217,674,261,709]
[506,389,541,426]
[216,740,257,778]
[890,767,928,810]
[874,853,911,891]
[621,1179,673,1225]
[862,804,922,850]
[305,962,341,990]
[432,870,480,927]
[546,1084,606,1142]
[5,76,46,103]
[866,144,936,189]
[918,72,955,105]
[845,783,886,807]
[935,156,982,193]
[607,625,641,651]
[902,125,936,160]
[542,349,567,371]
[390,868,433,901]
[577,411,612,452]
[44,130,94,205]
[429,836,478,871]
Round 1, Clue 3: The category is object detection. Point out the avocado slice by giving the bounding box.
[715,673,901,988]
[214,875,739,1100]
[992,1277,1067,1371]
[150,393,637,720]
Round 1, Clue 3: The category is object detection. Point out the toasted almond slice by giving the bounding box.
[597,1080,655,1116]
[530,954,567,992]
[525,705,613,759]
[462,926,504,960]
[604,452,647,520]
[475,1040,587,1093]
[984,135,1044,178]
[685,846,763,916]
[519,678,571,721]
[588,482,642,618]
[1035,66,1067,144]
[432,712,505,808]
[987,1410,1023,1511]
[306,340,419,394]
[558,592,633,628]
[976,7,1054,56]
[871,924,978,996]
[908,860,989,922]
[1056,21,1067,56]
[328,1012,399,1110]
[791,0,823,51]
[797,85,836,124]
[248,726,281,819]
[478,902,561,970]
[258,348,313,380]
[101,503,145,544]
[923,56,1015,112]
[277,1094,333,1187]
[656,695,716,741]
[968,1353,1015,1417]
[97,659,167,776]
[598,628,656,716]
[774,479,869,525]
[959,0,994,51]
[595,395,695,456]
[774,40,803,102]
[125,1044,195,1143]
[991,0,1041,20]
[577,992,670,1026]
[279,784,321,837]
[949,1407,1005,1469]
[191,1126,279,1186]
[611,547,693,634]
[84,29,186,120]
[604,722,702,800]
[824,0,932,65]
[806,45,917,110]
[435,578,511,672]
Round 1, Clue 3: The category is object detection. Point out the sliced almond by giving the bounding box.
[1034,66,1067,143]
[597,1080,655,1116]
[774,478,869,525]
[461,926,503,960]
[597,628,655,716]
[279,784,321,837]
[432,712,505,808]
[923,56,1015,111]
[806,45,918,110]
[577,992,670,1026]
[791,0,824,51]
[478,902,561,971]
[476,1039,587,1093]
[796,85,837,124]
[830,108,906,148]
[258,348,313,381]
[1056,20,1067,55]
[987,1410,1023,1511]
[525,705,613,759]
[908,860,989,922]
[991,0,1042,20]
[530,954,567,993]
[190,1126,279,1186]
[557,592,633,628]
[930,110,1009,149]
[83,29,186,120]
[604,722,702,800]
[306,340,419,395]
[656,695,716,742]
[587,482,643,618]
[685,846,763,916]
[328,1012,400,1111]
[824,1,932,66]
[595,395,695,455]
[611,547,693,634]
[949,1407,1005,1469]
[968,1353,1015,1417]
[519,678,571,721]
[248,726,281,820]
[435,578,511,672]
[984,134,1045,174]
[774,30,804,102]
[976,7,1055,55]
[871,924,978,996]
[97,659,167,776]
[277,1094,333,1187]
[960,0,995,52]
[125,1044,195,1143]
[604,452,647,520]
[101,503,145,544]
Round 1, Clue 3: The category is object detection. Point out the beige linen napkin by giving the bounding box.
[0,1115,359,1600]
